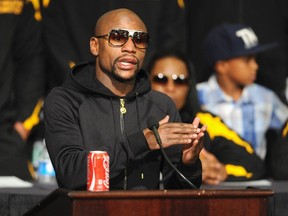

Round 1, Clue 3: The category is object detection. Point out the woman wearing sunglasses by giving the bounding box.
[148,49,266,185]
[44,8,206,190]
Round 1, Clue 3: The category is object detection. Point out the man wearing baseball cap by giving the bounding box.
[196,23,288,164]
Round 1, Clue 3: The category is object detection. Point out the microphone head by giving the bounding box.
[147,116,159,130]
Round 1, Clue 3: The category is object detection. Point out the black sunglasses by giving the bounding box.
[152,73,190,86]
[95,29,150,49]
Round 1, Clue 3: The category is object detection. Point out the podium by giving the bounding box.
[24,188,273,216]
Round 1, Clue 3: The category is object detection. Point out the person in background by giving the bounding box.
[147,49,265,185]
[0,0,45,180]
[185,0,288,104]
[44,8,206,190]
[197,23,288,163]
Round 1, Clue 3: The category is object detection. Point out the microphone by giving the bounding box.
[147,116,197,189]
[147,117,162,145]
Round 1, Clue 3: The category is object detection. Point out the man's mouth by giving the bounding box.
[117,56,138,70]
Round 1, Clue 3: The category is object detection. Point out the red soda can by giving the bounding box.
[87,151,109,192]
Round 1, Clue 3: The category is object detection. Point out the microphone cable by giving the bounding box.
[147,116,198,189]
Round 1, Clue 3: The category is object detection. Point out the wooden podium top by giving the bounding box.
[25,188,273,216]
[63,188,273,198]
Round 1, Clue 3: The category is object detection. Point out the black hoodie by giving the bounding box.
[44,62,202,190]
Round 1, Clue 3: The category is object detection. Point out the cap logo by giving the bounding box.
[235,28,259,49]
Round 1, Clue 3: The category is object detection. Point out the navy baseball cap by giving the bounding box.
[203,23,277,66]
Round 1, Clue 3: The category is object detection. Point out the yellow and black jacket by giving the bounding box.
[197,112,266,181]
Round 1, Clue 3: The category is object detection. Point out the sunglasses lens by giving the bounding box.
[133,32,150,49]
[153,74,189,86]
[106,29,150,48]
[153,75,168,84]
[173,75,189,85]
[109,30,128,46]
[174,78,189,85]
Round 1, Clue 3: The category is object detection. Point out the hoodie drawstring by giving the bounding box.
[110,98,117,166]
[135,93,144,180]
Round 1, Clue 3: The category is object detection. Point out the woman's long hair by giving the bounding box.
[147,49,201,123]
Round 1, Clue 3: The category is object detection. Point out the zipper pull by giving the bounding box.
[120,98,127,114]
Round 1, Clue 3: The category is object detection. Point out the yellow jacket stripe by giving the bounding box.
[177,0,185,8]
[23,99,43,131]
[225,164,253,178]
[197,112,254,154]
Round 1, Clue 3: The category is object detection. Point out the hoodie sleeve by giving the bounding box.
[44,89,88,190]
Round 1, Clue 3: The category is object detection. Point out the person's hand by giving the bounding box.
[181,117,207,165]
[200,148,227,185]
[14,121,30,141]
[144,115,207,165]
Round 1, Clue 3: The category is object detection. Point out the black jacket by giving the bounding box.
[0,0,45,179]
[0,1,44,125]
[44,62,202,190]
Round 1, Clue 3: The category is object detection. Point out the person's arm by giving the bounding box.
[200,149,227,185]
[143,114,206,189]
[168,116,205,189]
[13,2,45,140]
[44,90,88,190]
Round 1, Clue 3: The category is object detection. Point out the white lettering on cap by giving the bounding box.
[236,27,259,49]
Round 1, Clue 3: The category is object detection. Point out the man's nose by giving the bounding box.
[121,37,136,52]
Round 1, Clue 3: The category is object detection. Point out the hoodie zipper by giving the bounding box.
[119,98,127,189]
[120,98,126,134]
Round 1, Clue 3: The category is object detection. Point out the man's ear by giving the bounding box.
[90,37,99,56]
[215,60,228,75]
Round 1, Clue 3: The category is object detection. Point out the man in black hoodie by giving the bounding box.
[44,8,206,190]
